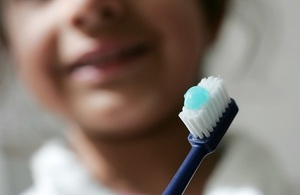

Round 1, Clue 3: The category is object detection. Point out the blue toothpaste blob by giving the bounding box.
[184,86,209,110]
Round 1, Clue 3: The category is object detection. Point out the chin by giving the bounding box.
[74,119,159,142]
[69,102,181,142]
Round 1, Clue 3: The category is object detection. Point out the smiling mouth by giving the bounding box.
[67,42,151,75]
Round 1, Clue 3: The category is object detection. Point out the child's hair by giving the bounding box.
[202,0,229,33]
[0,0,5,47]
[0,0,228,47]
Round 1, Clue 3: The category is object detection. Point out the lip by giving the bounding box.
[65,40,152,85]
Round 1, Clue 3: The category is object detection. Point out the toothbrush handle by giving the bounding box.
[162,145,209,195]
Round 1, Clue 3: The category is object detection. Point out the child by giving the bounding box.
[0,0,291,194]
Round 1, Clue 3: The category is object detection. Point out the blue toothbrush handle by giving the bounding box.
[162,145,209,195]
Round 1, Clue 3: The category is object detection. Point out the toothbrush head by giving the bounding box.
[179,76,238,149]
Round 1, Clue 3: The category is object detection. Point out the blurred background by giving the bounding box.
[0,0,299,194]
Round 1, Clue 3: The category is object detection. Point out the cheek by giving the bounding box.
[163,6,209,69]
[8,10,64,112]
[140,1,210,83]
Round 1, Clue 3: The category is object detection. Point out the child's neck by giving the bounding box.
[67,118,219,194]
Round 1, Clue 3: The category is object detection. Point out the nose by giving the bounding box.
[68,0,125,36]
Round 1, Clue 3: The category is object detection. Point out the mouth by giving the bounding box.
[65,41,152,85]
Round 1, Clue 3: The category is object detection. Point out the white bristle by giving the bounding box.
[179,76,231,138]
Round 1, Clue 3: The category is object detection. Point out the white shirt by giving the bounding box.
[21,134,292,195]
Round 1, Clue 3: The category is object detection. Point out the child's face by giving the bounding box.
[4,0,212,137]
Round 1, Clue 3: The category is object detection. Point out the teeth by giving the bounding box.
[76,44,147,69]
[84,52,119,66]
[68,50,125,73]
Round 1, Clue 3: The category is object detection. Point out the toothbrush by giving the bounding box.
[163,76,238,195]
